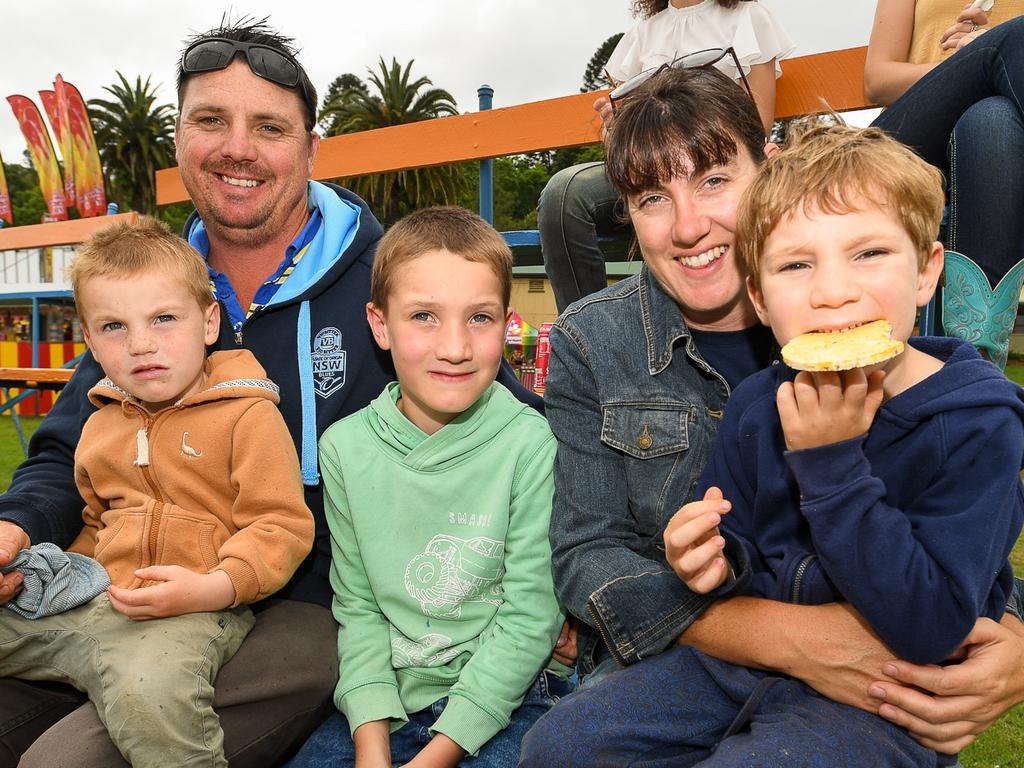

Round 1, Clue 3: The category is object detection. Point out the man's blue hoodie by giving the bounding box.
[0,182,539,607]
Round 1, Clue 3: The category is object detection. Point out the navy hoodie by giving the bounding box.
[0,182,540,607]
[699,337,1024,664]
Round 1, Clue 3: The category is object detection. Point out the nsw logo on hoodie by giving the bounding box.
[312,327,348,398]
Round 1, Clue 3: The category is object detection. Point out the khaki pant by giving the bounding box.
[0,594,253,768]
[0,599,338,768]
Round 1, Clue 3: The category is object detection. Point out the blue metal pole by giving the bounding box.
[478,85,494,225]
[31,296,39,367]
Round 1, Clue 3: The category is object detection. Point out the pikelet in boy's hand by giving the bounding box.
[781,320,904,372]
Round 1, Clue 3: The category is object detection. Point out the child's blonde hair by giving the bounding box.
[71,216,214,328]
[736,122,945,291]
[371,207,513,310]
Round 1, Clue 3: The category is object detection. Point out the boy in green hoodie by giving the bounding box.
[289,207,569,768]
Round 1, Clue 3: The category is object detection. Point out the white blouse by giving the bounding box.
[605,0,795,84]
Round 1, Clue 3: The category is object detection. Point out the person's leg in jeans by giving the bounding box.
[576,644,620,690]
[519,645,752,768]
[700,677,938,768]
[871,19,1024,367]
[282,712,357,768]
[871,17,1024,167]
[18,599,338,768]
[942,97,1024,367]
[465,669,573,767]
[286,670,572,768]
[538,162,630,313]
[0,680,84,768]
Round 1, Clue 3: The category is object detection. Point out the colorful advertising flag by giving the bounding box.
[0,155,11,225]
[6,95,66,221]
[39,88,75,209]
[0,158,11,226]
[63,80,106,217]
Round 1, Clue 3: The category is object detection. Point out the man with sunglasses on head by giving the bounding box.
[0,17,510,768]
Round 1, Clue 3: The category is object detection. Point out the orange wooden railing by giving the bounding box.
[155,47,873,206]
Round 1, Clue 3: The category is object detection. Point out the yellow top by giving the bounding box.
[909,0,1024,63]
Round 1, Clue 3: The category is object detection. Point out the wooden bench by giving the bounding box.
[155,46,874,205]
[0,367,75,390]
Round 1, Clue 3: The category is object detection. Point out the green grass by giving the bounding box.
[0,415,41,493]
[2,388,1024,764]
[959,360,1024,767]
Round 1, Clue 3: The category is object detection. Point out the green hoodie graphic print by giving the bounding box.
[319,381,565,755]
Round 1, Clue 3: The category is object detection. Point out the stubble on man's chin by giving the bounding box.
[205,207,272,248]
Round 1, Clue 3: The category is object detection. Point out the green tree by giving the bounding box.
[88,73,176,215]
[582,33,625,92]
[321,57,466,224]
[318,74,369,135]
[157,201,195,238]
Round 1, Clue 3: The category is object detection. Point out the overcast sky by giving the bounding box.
[0,1,877,167]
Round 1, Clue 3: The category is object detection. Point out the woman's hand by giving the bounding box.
[940,2,991,50]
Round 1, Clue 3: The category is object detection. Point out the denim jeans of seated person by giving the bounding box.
[284,669,573,768]
[872,16,1024,291]
[538,161,631,314]
[520,644,953,768]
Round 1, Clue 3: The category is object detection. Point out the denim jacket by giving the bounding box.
[545,266,740,675]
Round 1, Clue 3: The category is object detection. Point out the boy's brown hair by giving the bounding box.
[737,122,945,291]
[371,206,513,310]
[71,216,214,328]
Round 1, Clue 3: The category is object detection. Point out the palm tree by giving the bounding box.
[320,58,466,224]
[88,73,175,215]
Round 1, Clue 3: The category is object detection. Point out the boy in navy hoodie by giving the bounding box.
[520,123,1024,767]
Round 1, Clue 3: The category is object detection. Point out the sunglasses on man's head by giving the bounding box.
[607,47,754,109]
[181,38,316,121]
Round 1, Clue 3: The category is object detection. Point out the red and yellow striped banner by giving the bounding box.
[63,81,105,217]
[6,95,66,221]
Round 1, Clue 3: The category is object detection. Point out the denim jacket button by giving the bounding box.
[637,425,654,450]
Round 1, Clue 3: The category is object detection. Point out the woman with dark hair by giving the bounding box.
[867,0,1024,367]
[524,62,1024,764]
[538,0,792,314]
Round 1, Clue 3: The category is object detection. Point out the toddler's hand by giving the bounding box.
[777,369,884,451]
[107,565,235,620]
[664,487,731,593]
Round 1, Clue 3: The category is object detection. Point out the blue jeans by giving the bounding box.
[872,17,1024,288]
[520,645,943,768]
[285,670,572,768]
[537,162,631,313]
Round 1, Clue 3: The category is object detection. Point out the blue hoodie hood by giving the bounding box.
[184,181,380,488]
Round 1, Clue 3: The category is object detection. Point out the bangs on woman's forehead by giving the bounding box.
[606,113,740,196]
